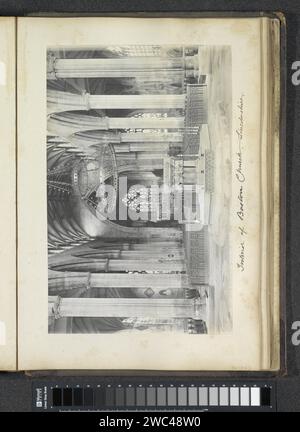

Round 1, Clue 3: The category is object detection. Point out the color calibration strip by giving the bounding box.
[51,385,272,410]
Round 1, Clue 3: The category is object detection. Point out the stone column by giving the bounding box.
[48,271,189,289]
[47,55,184,79]
[107,259,186,272]
[48,113,185,138]
[121,132,183,143]
[63,131,183,145]
[48,89,185,113]
[91,273,189,288]
[50,258,185,273]
[48,296,206,319]
[114,142,169,153]
[109,117,184,130]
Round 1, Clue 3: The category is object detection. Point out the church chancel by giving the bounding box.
[47,44,221,335]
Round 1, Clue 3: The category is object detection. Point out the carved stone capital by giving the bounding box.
[82,91,91,111]
[184,54,200,79]
[47,53,57,80]
[193,296,206,320]
[48,295,62,319]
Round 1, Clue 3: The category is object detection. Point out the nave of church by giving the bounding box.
[47,45,214,334]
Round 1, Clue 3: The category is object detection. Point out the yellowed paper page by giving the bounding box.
[17,17,277,371]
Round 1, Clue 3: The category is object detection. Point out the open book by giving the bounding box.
[0,15,281,371]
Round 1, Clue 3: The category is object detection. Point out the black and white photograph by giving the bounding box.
[46,44,232,335]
